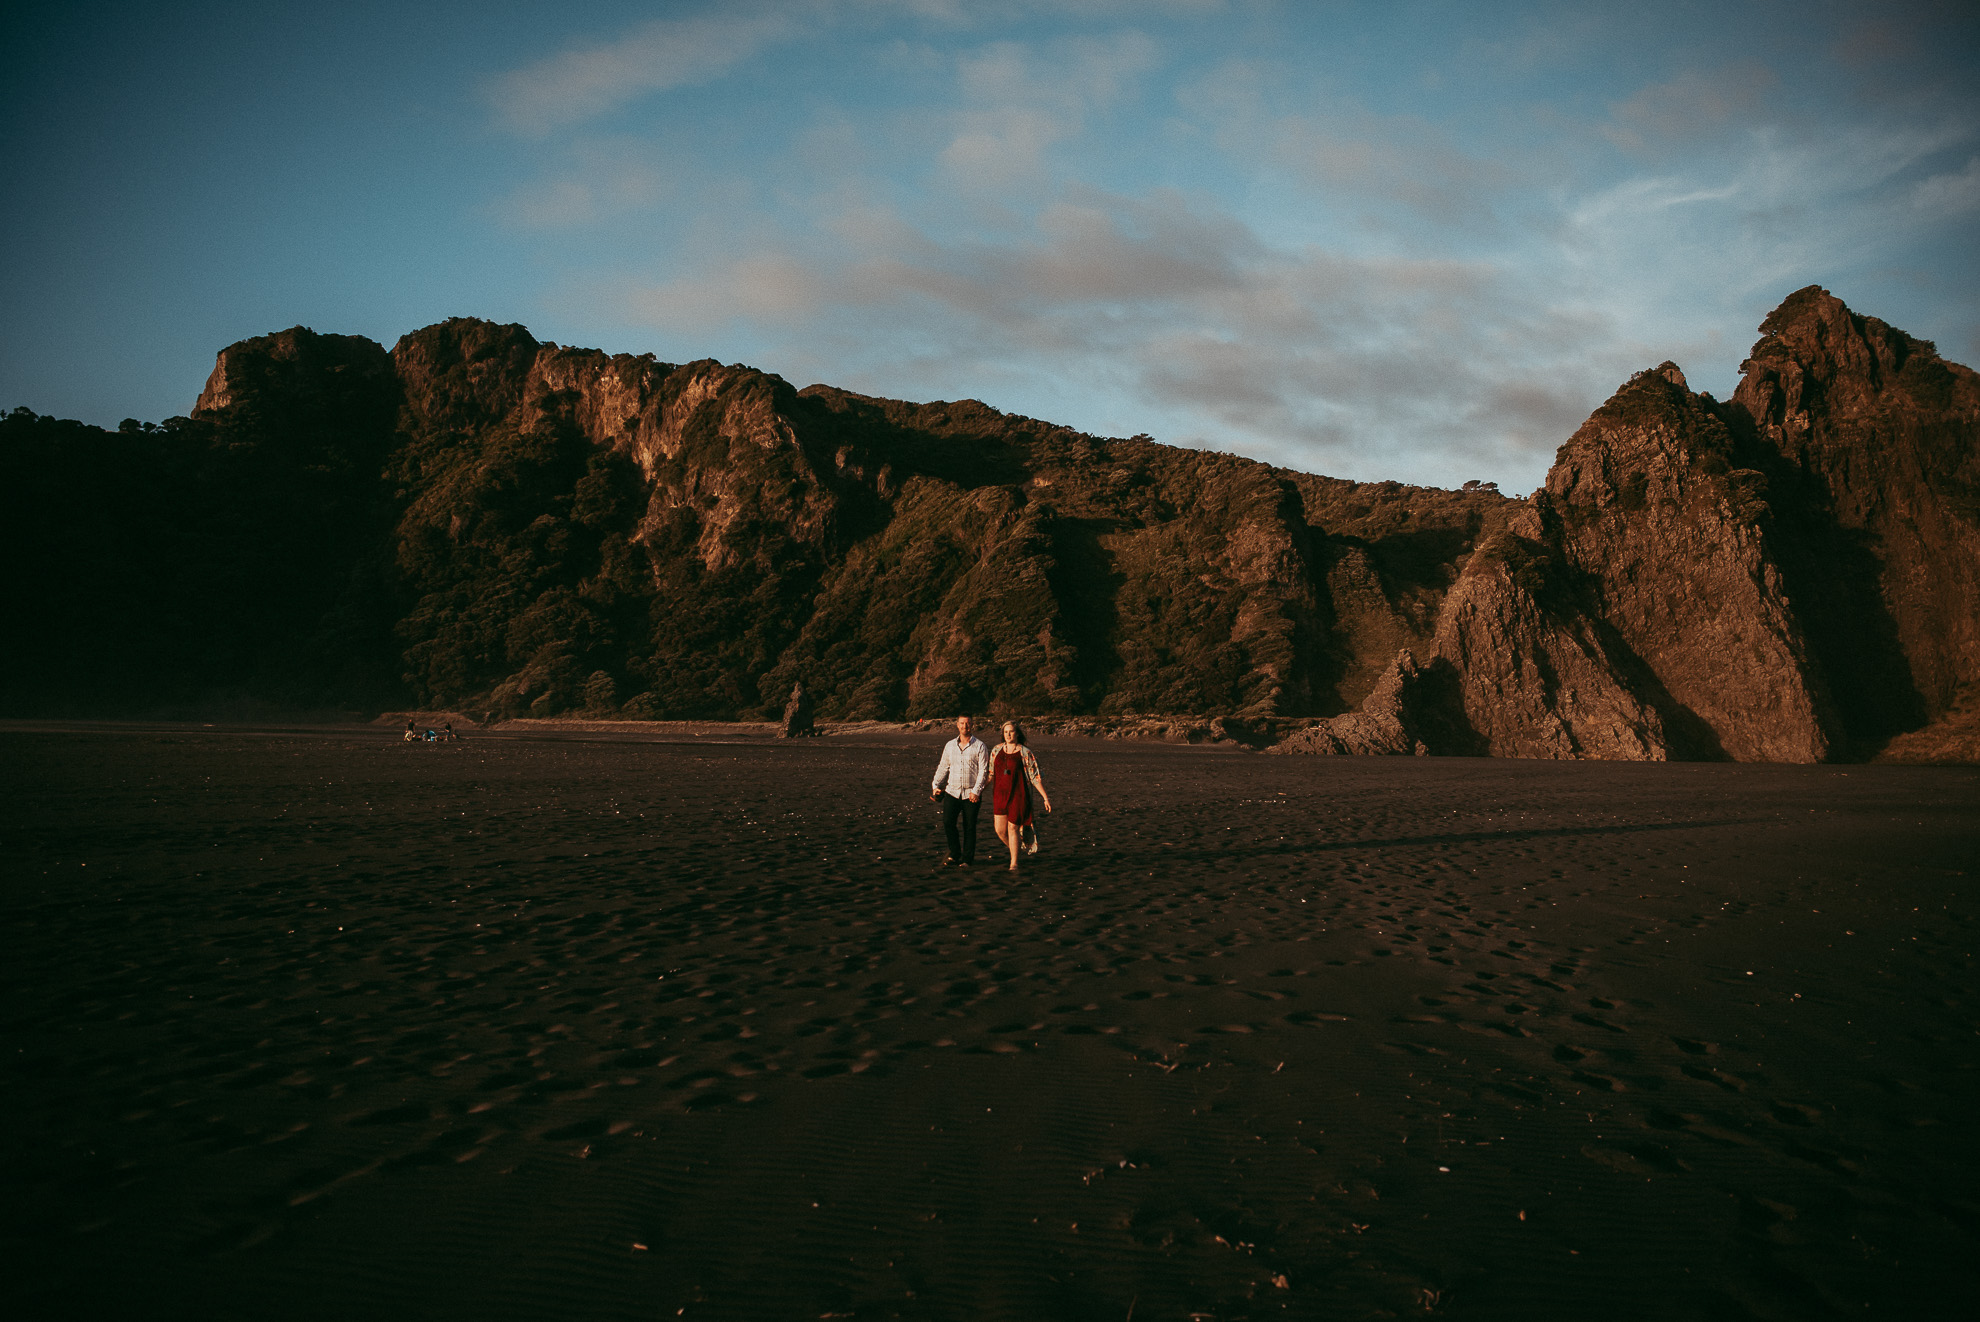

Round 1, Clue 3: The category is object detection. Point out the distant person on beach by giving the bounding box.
[403,719,417,743]
[781,679,817,738]
[441,722,455,742]
[990,720,1052,873]
[929,715,988,866]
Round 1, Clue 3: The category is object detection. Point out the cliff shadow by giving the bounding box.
[1410,656,1490,758]
[1367,523,1479,594]
[1045,516,1124,708]
[1303,533,1450,717]
[1769,518,1927,758]
[793,393,1031,491]
[1722,402,1930,758]
[1581,613,1730,761]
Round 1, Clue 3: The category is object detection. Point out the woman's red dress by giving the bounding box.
[990,748,1030,824]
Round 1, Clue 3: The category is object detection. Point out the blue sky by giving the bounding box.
[4,1,1975,490]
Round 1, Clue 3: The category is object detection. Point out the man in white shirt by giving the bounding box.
[929,714,989,866]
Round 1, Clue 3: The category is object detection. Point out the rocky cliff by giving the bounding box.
[3,287,1973,761]
[1287,287,1977,761]
[366,322,1505,723]
[1730,288,1980,756]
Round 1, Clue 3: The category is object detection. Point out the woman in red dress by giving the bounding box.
[990,720,1053,873]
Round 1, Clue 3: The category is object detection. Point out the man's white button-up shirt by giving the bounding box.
[931,736,989,800]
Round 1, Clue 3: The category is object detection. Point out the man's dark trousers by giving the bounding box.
[941,793,980,863]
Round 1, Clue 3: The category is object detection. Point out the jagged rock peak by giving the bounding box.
[1750,284,1931,380]
[1729,286,1980,748]
[192,326,395,421]
[392,318,544,432]
[1542,357,1735,513]
[1504,326,1837,763]
[1734,285,1977,442]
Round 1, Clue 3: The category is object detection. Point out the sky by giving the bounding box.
[3,1,1976,491]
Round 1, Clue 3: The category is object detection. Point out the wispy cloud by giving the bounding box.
[1176,58,1516,229]
[1600,63,1777,155]
[938,32,1160,191]
[622,185,1632,486]
[485,6,806,136]
[492,137,676,229]
[491,4,1980,491]
[1273,111,1512,227]
[484,1,1190,138]
[1562,118,1980,302]
[1911,155,1980,219]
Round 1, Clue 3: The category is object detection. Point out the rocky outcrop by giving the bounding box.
[1533,362,1832,761]
[1256,291,1975,763]
[1270,649,1435,756]
[374,324,1506,723]
[1728,287,1980,756]
[1276,519,1671,761]
[1424,520,1672,760]
[779,679,817,738]
[193,325,400,444]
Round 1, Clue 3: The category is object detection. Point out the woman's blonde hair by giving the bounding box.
[1000,720,1027,746]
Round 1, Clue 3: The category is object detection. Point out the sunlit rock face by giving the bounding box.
[1532,363,1831,762]
[369,318,1506,723]
[1248,289,1976,763]
[1727,287,1980,759]
[192,325,401,452]
[6,289,1972,761]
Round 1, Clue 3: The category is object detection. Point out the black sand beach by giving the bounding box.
[3,726,1976,1320]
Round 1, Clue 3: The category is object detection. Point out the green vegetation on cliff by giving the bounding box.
[1,321,1503,720]
[10,286,1968,766]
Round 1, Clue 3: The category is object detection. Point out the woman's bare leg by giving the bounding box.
[993,814,1021,869]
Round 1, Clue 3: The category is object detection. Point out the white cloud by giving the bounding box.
[1560,119,1980,308]
[940,107,1075,190]
[616,187,1632,487]
[485,6,805,136]
[494,5,1980,491]
[937,31,1160,191]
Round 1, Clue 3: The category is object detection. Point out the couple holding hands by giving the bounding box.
[928,715,1053,872]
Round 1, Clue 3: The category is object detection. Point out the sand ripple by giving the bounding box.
[3,729,1977,1318]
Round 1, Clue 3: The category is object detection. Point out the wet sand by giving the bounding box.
[2,726,1976,1320]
